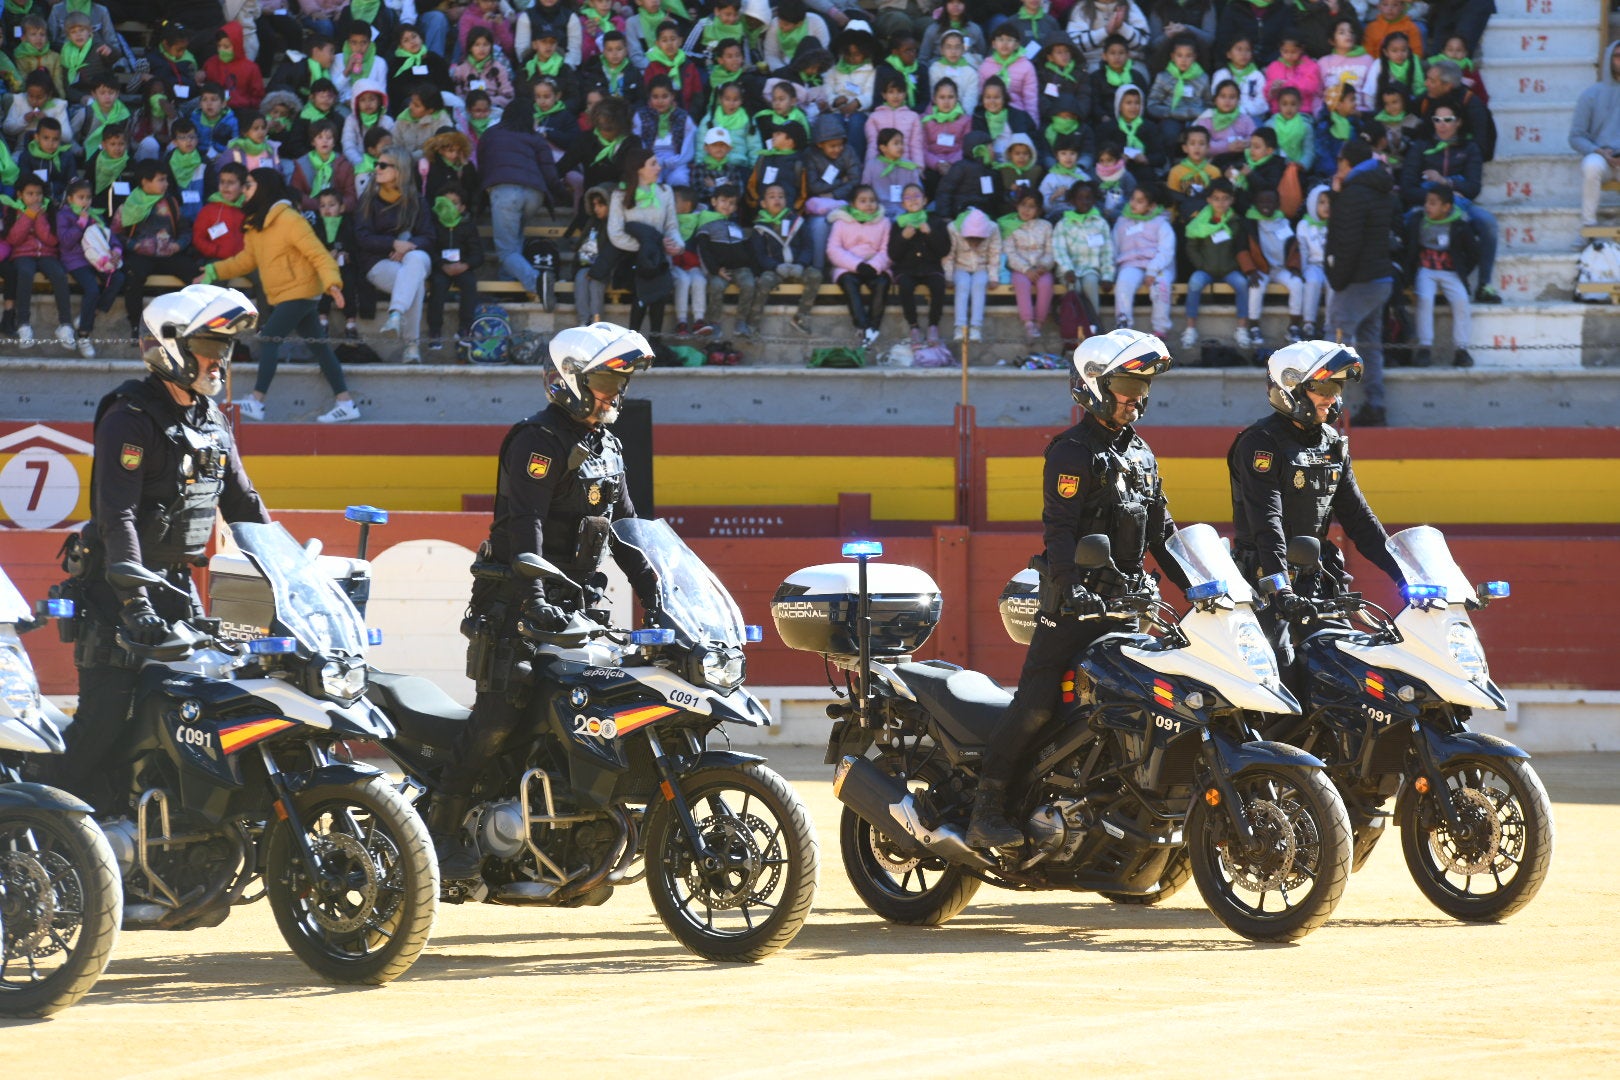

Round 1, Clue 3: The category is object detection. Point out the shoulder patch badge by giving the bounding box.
[120,443,144,471]
[1252,451,1273,473]
[527,453,552,479]
[1056,473,1080,499]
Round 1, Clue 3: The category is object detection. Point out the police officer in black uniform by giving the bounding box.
[967,329,1191,851]
[57,284,268,811]
[431,321,654,878]
[1227,340,1405,689]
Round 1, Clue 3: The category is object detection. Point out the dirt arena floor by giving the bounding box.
[6,749,1618,1079]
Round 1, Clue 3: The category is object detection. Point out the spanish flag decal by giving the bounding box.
[121,443,144,471]
[1365,671,1386,701]
[1152,678,1175,710]
[1060,669,1076,704]
[613,704,679,736]
[219,718,296,755]
[527,453,552,479]
[1056,474,1080,499]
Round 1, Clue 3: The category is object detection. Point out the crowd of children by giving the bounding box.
[0,0,1497,361]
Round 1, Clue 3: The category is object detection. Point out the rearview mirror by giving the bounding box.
[513,553,574,583]
[1074,534,1113,569]
[1257,572,1289,597]
[106,561,168,592]
[1286,536,1321,571]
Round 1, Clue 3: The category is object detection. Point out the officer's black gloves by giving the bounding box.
[1062,585,1107,618]
[120,597,169,646]
[519,600,569,633]
[1274,590,1317,622]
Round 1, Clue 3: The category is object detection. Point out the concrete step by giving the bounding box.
[1482,18,1603,64]
[1482,156,1582,206]
[1497,205,1620,252]
[1494,251,1581,299]
[1481,59,1599,105]
[1483,0,1602,24]
[1493,104,1582,159]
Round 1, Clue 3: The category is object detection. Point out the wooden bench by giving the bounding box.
[1582,225,1620,241]
[1575,281,1620,299]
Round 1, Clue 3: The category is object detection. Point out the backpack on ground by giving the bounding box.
[808,346,865,368]
[1576,240,1620,303]
[81,219,121,274]
[460,304,513,364]
[912,341,954,367]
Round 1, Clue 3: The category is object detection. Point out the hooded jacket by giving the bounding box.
[1325,158,1397,291]
[826,205,892,280]
[1295,183,1331,270]
[203,22,265,110]
[208,201,343,303]
[1570,41,1620,159]
[943,207,1000,275]
[978,50,1038,117]
[936,129,998,218]
[342,80,395,166]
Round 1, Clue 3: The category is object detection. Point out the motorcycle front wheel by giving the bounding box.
[1400,755,1553,922]
[1187,766,1352,942]
[840,758,980,925]
[265,775,438,985]
[0,807,122,1018]
[645,764,818,962]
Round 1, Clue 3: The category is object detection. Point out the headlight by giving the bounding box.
[699,648,745,692]
[0,643,40,714]
[320,658,368,702]
[1447,622,1488,684]
[1235,620,1280,685]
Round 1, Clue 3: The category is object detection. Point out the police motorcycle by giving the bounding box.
[0,570,122,1017]
[1259,526,1552,921]
[776,526,1353,943]
[87,520,437,985]
[367,517,818,963]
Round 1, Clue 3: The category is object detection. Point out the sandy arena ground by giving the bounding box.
[5,749,1618,1079]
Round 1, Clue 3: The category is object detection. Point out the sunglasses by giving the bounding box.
[1433,116,1460,124]
[375,162,397,171]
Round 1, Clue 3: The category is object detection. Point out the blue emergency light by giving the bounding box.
[1403,583,1447,602]
[43,598,75,618]
[367,628,384,646]
[246,637,298,655]
[345,505,389,525]
[841,540,883,558]
[630,628,676,646]
[1185,580,1227,602]
[743,625,764,643]
[1482,581,1511,598]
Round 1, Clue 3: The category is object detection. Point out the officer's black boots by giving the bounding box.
[966,779,1024,850]
[428,794,483,880]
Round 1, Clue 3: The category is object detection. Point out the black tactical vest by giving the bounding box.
[492,417,628,581]
[1062,426,1166,596]
[1276,427,1348,544]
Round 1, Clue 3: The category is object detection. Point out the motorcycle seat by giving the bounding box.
[895,661,1011,749]
[367,670,471,750]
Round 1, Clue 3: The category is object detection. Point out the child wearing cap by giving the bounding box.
[701,82,760,168]
[802,113,862,269]
[1035,33,1089,127]
[692,127,749,202]
[943,206,998,342]
[521,27,580,112]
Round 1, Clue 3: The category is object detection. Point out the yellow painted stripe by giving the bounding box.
[986,457,1620,524]
[615,705,678,735]
[219,718,294,754]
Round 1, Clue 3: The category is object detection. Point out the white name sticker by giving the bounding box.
[413,65,428,75]
[175,84,191,99]
[469,79,485,90]
[937,131,955,147]
[1211,228,1230,244]
[1086,233,1104,247]
[822,163,840,184]
[1044,82,1059,98]
[442,247,460,262]
[889,184,902,202]
[763,165,778,184]
[182,190,201,204]
[207,222,229,240]
[980,176,994,194]
[113,181,131,196]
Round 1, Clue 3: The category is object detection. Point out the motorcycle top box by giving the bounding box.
[770,562,942,658]
[998,569,1041,646]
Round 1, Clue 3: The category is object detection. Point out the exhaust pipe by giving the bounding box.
[833,756,993,869]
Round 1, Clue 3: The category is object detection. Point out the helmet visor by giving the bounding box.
[1105,375,1153,402]
[1301,378,1347,399]
[1304,347,1364,385]
[187,333,237,365]
[583,370,631,398]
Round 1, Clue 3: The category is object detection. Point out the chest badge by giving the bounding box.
[1056,474,1080,499]
[1252,451,1273,473]
[1293,469,1307,489]
[527,453,552,480]
[120,443,144,471]
[587,483,603,506]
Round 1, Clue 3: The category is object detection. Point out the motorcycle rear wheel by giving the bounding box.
[645,764,818,962]
[1399,755,1553,922]
[839,758,980,925]
[1188,766,1352,942]
[1099,849,1192,906]
[0,807,122,1018]
[266,775,438,985]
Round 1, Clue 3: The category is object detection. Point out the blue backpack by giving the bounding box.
[460,304,513,365]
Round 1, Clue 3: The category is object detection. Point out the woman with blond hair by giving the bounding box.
[356,147,436,362]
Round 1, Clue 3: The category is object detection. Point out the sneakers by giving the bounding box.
[15,324,32,345]
[926,324,941,344]
[1412,346,1433,367]
[909,326,924,347]
[402,344,422,364]
[1115,315,1133,331]
[344,322,360,340]
[1301,321,1317,339]
[316,399,362,423]
[862,326,880,347]
[1350,404,1387,427]
[1287,322,1303,343]
[1024,320,1040,343]
[1474,285,1503,305]
[77,335,96,359]
[968,326,982,342]
[674,321,689,338]
[1247,327,1266,349]
[1233,326,1254,349]
[954,325,968,342]
[789,314,812,335]
[1180,325,1198,349]
[427,337,444,352]
[734,320,755,340]
[238,397,266,421]
[56,324,75,346]
[380,310,404,336]
[693,320,716,337]
[1453,347,1475,368]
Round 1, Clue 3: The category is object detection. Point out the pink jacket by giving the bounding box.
[923,114,971,171]
[1263,56,1323,115]
[458,8,515,58]
[1194,111,1257,158]
[1111,211,1175,276]
[4,209,58,259]
[826,208,893,281]
[864,105,924,168]
[978,55,1038,119]
[451,55,516,109]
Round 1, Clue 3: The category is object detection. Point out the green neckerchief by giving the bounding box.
[1044,115,1078,145]
[602,57,630,94]
[1210,106,1241,131]
[1228,62,1258,81]
[995,211,1021,237]
[1244,148,1274,169]
[677,207,723,240]
[433,195,462,228]
[350,0,382,21]
[777,20,809,61]
[1050,162,1084,178]
[647,46,688,90]
[85,98,131,149]
[1116,114,1143,149]
[1245,206,1282,221]
[971,143,993,166]
[757,144,794,157]
[1120,204,1156,220]
[118,188,164,227]
[300,101,332,122]
[651,107,673,137]
[343,41,377,76]
[710,65,744,90]
[395,47,430,77]
[1016,9,1044,37]
[938,54,971,70]
[756,106,808,135]
[581,7,614,37]
[1062,208,1101,225]
[635,8,666,48]
[1303,208,1326,228]
[1045,60,1076,82]
[66,0,91,11]
[1423,140,1461,157]
[707,105,750,135]
[358,105,382,129]
[207,192,243,207]
[990,50,1022,80]
[470,115,492,134]
[798,67,824,87]
[1183,204,1232,240]
[925,104,964,124]
[1169,61,1205,105]
[984,108,1007,139]
[1175,158,1213,185]
[834,57,866,75]
[309,149,336,193]
[633,183,657,209]
[1373,109,1407,125]
[527,52,564,79]
[14,38,49,63]
[756,206,789,226]
[1329,111,1351,140]
[1000,156,1035,177]
[321,215,342,243]
[885,55,920,108]
[593,133,625,164]
[3,0,30,15]
[895,209,927,227]
[62,35,93,89]
[357,152,378,175]
[1104,61,1136,89]
[1387,57,1421,95]
[1426,207,1465,226]
[702,19,744,48]
[1336,46,1368,58]
[880,156,918,176]
[230,136,270,157]
[25,138,63,168]
[537,101,567,124]
[92,150,127,193]
[845,206,879,223]
[1437,54,1475,75]
[1270,111,1310,157]
[167,147,203,187]
[306,57,327,85]
[467,51,493,74]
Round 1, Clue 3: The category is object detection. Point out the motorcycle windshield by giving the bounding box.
[231,522,367,655]
[1165,523,1256,605]
[611,518,747,647]
[1387,526,1476,604]
[0,566,28,624]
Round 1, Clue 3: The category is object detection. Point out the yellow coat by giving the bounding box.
[209,201,343,304]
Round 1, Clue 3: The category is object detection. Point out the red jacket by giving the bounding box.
[203,23,265,110]
[3,208,59,259]
[192,198,246,260]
